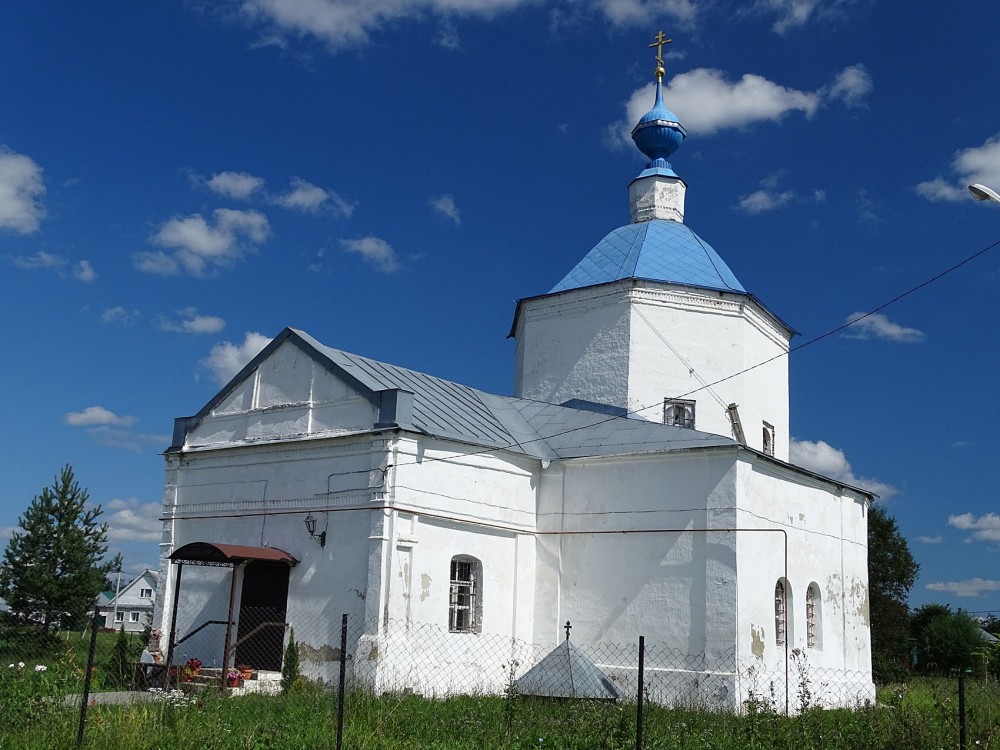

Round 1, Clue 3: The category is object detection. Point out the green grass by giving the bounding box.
[1,677,998,750]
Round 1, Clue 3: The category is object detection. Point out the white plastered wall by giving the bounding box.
[533,449,739,654]
[357,435,539,695]
[733,455,873,707]
[514,283,791,460]
[626,284,790,460]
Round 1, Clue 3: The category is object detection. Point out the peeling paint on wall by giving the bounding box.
[852,580,870,626]
[750,624,765,658]
[420,573,431,601]
[299,643,344,662]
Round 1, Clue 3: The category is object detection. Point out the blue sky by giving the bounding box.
[2,1,1000,612]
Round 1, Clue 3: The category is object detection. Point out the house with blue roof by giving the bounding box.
[152,41,874,709]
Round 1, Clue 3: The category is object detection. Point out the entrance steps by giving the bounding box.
[180,668,282,697]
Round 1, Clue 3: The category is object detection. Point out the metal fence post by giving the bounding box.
[635,635,645,750]
[336,613,348,750]
[76,610,100,746]
[959,669,967,750]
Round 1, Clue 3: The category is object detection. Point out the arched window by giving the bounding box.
[762,422,775,457]
[806,583,822,650]
[775,579,793,647]
[449,556,482,633]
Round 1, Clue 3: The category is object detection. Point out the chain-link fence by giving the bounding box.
[157,594,876,710]
[3,604,998,750]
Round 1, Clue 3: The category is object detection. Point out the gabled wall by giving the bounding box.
[184,340,378,450]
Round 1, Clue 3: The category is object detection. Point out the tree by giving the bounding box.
[919,609,986,674]
[281,627,300,694]
[0,466,112,630]
[867,504,919,672]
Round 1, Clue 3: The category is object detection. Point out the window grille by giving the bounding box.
[449,558,479,633]
[763,422,775,457]
[806,584,820,649]
[774,580,786,646]
[663,399,696,429]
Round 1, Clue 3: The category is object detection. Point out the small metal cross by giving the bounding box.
[648,30,671,66]
[564,620,572,641]
[648,30,672,80]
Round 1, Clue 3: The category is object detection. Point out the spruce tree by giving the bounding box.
[0,465,111,630]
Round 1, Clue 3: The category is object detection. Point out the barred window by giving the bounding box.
[449,557,481,633]
[775,579,788,647]
[664,399,696,429]
[806,583,822,650]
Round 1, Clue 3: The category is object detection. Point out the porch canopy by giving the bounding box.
[169,542,298,567]
[162,542,297,681]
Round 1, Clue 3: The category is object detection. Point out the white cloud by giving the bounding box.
[102,306,141,325]
[616,70,819,141]
[206,171,265,200]
[949,512,1000,543]
[271,177,356,217]
[202,332,272,385]
[239,0,696,51]
[436,20,460,49]
[917,134,1000,202]
[341,236,400,273]
[73,259,98,283]
[5,250,64,271]
[842,312,925,343]
[103,498,163,543]
[4,251,98,283]
[738,189,794,214]
[789,437,896,497]
[159,307,226,334]
[83,427,168,453]
[65,406,138,427]
[926,578,1000,597]
[751,0,861,34]
[827,64,872,108]
[136,208,270,276]
[594,0,696,25]
[132,250,181,275]
[429,194,461,225]
[612,61,869,146]
[0,147,46,233]
[915,535,942,544]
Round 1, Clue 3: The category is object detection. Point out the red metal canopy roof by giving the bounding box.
[169,542,298,566]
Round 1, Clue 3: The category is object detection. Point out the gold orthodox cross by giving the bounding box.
[648,30,671,80]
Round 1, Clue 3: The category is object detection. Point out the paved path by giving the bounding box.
[65,690,165,706]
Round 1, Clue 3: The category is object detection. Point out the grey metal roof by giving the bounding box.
[516,639,620,700]
[292,329,734,461]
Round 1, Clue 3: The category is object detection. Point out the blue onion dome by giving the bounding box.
[630,78,687,170]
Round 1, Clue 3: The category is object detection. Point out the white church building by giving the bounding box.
[152,46,874,709]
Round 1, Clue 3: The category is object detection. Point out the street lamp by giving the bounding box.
[969,183,1000,204]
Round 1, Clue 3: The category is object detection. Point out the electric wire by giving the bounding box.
[396,235,1000,469]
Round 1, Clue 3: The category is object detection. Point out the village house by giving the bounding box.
[99,569,157,633]
[152,44,874,708]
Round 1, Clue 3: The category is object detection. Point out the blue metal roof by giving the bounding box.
[549,219,746,294]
